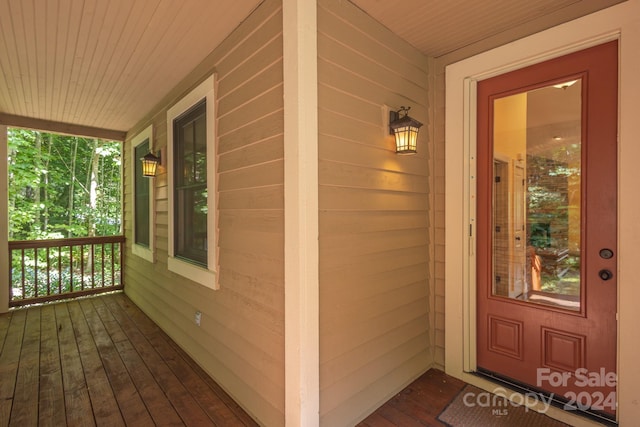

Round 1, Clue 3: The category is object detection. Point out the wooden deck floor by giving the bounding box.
[0,292,465,427]
[0,292,258,427]
[358,369,466,427]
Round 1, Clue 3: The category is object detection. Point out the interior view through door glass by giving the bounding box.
[492,79,581,311]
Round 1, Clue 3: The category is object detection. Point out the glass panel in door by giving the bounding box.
[492,79,582,311]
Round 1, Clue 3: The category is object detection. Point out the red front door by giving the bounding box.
[476,41,618,418]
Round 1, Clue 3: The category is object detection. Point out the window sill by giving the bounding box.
[132,244,154,263]
[168,256,218,290]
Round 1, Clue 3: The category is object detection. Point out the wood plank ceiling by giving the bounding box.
[0,0,626,136]
[350,0,625,58]
[0,0,262,135]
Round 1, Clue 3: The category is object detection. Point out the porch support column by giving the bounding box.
[0,125,8,313]
[283,0,319,426]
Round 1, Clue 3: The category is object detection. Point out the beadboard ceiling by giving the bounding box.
[0,0,262,136]
[350,0,624,58]
[0,0,626,136]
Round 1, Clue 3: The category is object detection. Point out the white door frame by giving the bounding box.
[445,1,640,425]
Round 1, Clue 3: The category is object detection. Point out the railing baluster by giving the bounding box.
[46,247,51,296]
[101,243,105,287]
[111,242,115,286]
[80,244,85,290]
[58,246,62,294]
[21,249,25,300]
[120,241,123,285]
[91,243,95,289]
[69,245,74,293]
[34,248,38,298]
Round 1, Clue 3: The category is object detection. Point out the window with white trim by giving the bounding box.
[167,75,217,289]
[131,125,155,262]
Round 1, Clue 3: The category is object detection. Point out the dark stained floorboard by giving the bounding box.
[54,301,96,427]
[78,298,152,426]
[68,300,124,427]
[0,309,25,426]
[358,368,467,427]
[38,305,66,426]
[10,308,40,426]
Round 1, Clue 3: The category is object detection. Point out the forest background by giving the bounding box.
[8,128,122,241]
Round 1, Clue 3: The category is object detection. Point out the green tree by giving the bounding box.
[8,128,122,240]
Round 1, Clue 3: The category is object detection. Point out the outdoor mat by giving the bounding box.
[438,385,570,426]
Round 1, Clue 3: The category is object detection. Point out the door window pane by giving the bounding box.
[492,79,582,310]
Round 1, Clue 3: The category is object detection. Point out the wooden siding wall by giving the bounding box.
[122,0,285,426]
[317,1,432,425]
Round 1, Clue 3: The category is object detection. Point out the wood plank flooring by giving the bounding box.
[0,292,258,427]
[358,368,466,427]
[0,291,467,427]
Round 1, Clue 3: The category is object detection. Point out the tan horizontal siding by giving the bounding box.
[218,160,284,191]
[317,6,426,83]
[218,135,283,173]
[317,0,431,426]
[320,187,428,212]
[321,321,429,395]
[122,0,285,425]
[218,111,284,153]
[318,34,427,99]
[218,85,284,136]
[320,211,429,234]
[319,162,429,193]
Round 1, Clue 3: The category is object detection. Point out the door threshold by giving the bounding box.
[475,368,617,426]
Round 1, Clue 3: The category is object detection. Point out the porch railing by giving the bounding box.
[8,235,124,307]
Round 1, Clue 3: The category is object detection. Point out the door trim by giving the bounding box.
[449,30,619,372]
[444,2,640,425]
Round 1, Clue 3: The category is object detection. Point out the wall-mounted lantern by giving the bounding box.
[389,106,422,154]
[141,151,161,177]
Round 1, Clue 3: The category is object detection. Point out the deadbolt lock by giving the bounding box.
[599,248,614,259]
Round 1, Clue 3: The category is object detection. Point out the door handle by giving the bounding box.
[599,269,613,281]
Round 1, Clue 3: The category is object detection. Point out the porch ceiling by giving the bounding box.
[350,0,625,59]
[0,0,625,136]
[0,0,262,135]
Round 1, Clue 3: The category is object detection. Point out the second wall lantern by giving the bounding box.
[389,106,422,154]
[141,151,161,177]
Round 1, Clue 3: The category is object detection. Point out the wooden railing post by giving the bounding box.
[0,125,8,313]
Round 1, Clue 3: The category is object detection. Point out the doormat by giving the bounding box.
[438,385,570,427]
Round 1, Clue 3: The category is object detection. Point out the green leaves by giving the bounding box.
[8,129,122,240]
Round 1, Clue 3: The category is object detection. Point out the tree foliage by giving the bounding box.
[8,128,122,240]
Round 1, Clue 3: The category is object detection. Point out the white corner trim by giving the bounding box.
[283,0,319,425]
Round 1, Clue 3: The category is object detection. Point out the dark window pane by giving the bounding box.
[180,121,195,185]
[134,140,150,247]
[174,100,207,266]
[175,186,208,264]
